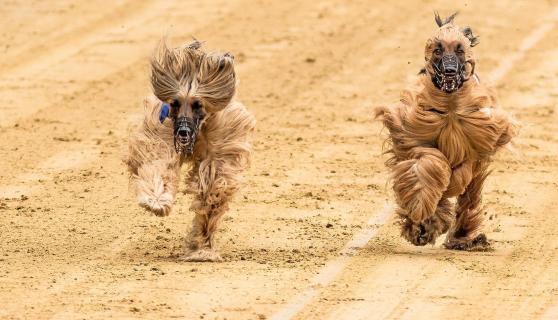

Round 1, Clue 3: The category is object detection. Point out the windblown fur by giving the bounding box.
[375,13,518,250]
[125,39,256,261]
[126,96,182,216]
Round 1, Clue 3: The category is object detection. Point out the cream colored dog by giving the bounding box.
[125,40,255,261]
[376,13,517,250]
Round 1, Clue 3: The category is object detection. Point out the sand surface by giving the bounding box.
[1,1,558,319]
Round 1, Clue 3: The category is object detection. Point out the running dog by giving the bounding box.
[125,39,256,261]
[375,13,517,250]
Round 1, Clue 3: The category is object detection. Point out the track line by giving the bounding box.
[488,6,558,84]
[1,1,243,314]
[270,203,393,320]
[270,6,558,320]
[352,7,558,319]
[0,2,163,128]
[0,1,149,75]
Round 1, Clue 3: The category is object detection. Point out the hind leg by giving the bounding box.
[393,147,452,246]
[444,161,491,251]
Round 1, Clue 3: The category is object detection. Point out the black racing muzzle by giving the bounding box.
[432,54,467,93]
[173,117,201,155]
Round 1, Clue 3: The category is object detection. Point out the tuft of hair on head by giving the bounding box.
[434,11,459,27]
[149,38,205,103]
[149,37,236,113]
[462,26,480,47]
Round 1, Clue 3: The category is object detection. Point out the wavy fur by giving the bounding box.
[150,39,235,113]
[376,13,518,249]
[125,40,255,261]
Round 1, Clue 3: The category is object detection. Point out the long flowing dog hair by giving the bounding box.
[150,39,236,113]
[126,96,181,215]
[125,39,255,261]
[376,13,517,249]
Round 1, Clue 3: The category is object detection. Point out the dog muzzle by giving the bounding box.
[432,54,467,93]
[173,117,200,155]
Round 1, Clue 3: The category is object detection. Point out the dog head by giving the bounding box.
[423,12,479,93]
[150,39,236,154]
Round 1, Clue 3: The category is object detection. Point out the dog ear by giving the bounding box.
[434,11,458,27]
[150,40,180,102]
[196,53,236,113]
[462,26,480,47]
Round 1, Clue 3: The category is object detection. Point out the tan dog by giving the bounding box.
[375,13,517,250]
[125,40,255,261]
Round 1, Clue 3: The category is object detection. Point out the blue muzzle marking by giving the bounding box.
[159,103,170,123]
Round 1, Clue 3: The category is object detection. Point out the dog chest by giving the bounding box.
[437,107,501,166]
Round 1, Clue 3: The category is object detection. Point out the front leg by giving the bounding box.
[125,97,182,217]
[180,102,255,262]
[181,172,232,262]
[393,147,453,246]
[400,198,453,246]
[444,161,491,251]
[135,159,181,216]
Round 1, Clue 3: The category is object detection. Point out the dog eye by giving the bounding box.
[192,100,202,110]
[170,99,180,108]
[433,48,442,55]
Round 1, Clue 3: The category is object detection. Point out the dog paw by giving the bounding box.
[444,233,492,251]
[179,249,223,262]
[401,220,436,246]
[401,216,450,247]
[138,193,173,217]
[399,204,453,247]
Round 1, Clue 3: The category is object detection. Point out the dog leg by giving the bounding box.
[180,159,238,262]
[180,102,255,262]
[135,159,180,216]
[400,197,453,246]
[444,162,491,251]
[393,147,452,246]
[126,96,182,216]
[181,195,228,262]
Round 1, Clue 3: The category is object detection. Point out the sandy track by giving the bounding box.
[1,1,557,319]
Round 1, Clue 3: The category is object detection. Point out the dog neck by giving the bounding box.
[419,74,476,111]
